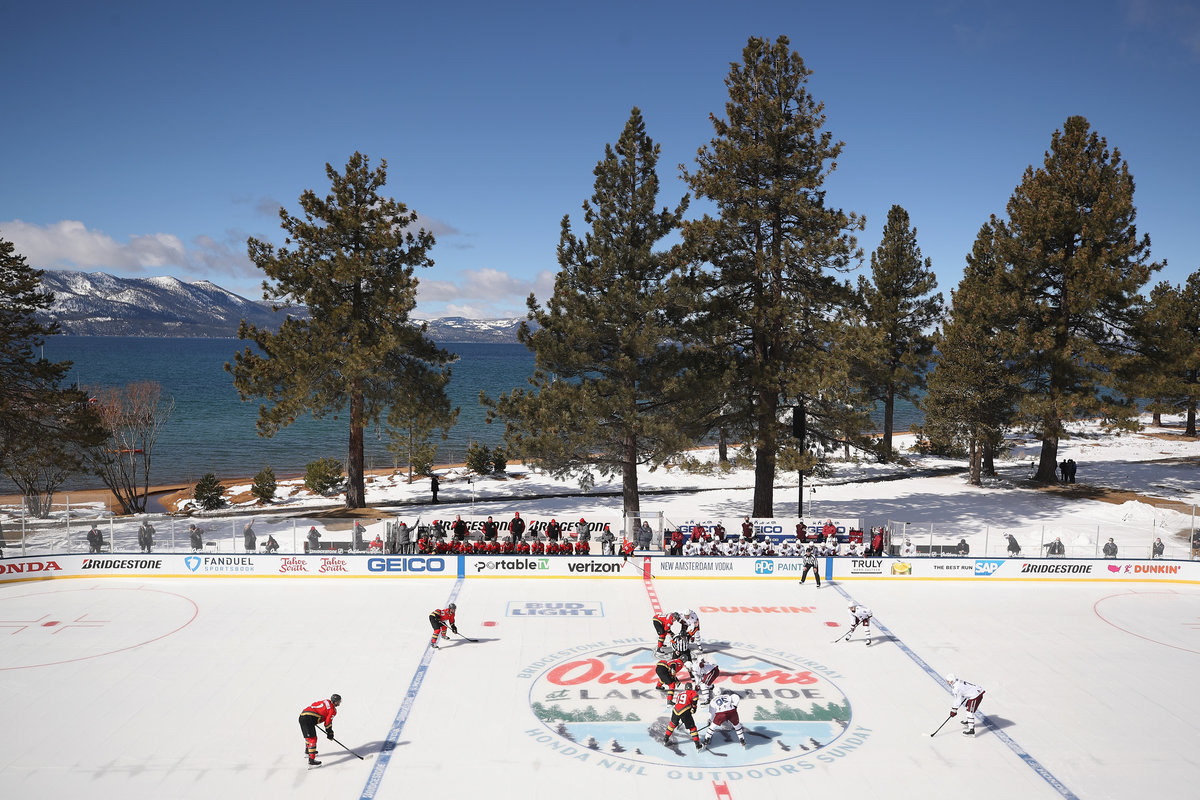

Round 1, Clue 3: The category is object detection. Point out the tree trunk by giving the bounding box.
[1152,411,1162,426]
[982,440,996,476]
[1186,402,1196,437]
[718,428,728,464]
[1036,434,1060,483]
[752,391,777,516]
[880,385,895,463]
[967,436,980,486]
[621,432,640,518]
[346,387,366,508]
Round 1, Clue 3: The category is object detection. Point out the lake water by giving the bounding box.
[16,336,923,490]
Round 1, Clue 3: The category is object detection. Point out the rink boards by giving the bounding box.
[2,553,1198,583]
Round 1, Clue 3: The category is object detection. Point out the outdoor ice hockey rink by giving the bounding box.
[3,562,1198,800]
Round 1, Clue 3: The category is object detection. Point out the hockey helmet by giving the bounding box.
[848,603,856,611]
[683,608,695,618]
[944,673,956,684]
[330,693,342,706]
[448,602,457,611]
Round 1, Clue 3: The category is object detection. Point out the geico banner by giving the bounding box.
[0,553,457,581]
[668,517,861,543]
[828,557,1200,582]
[466,556,644,578]
[408,514,617,539]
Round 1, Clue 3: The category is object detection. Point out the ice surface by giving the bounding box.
[3,572,1197,800]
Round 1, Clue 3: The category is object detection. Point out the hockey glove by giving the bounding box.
[451,625,458,634]
[949,710,956,717]
[326,727,336,739]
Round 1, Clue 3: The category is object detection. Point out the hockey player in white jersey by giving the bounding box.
[946,674,986,735]
[846,602,873,645]
[701,688,746,750]
[688,655,720,704]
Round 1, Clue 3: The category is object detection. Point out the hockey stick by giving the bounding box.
[454,631,479,643]
[323,728,364,759]
[832,626,856,644]
[929,703,965,737]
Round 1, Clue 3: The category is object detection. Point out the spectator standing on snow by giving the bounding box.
[1103,538,1117,558]
[1006,533,1021,555]
[1152,537,1164,558]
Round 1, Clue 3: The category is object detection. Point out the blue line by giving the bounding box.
[359,576,467,799]
[831,584,1080,800]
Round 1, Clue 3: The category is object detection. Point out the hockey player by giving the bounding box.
[846,602,873,645]
[677,608,700,640]
[620,537,636,562]
[654,653,686,703]
[663,681,703,750]
[298,693,341,766]
[946,673,986,735]
[652,611,676,650]
[428,603,458,649]
[799,545,821,587]
[689,654,720,705]
[701,688,746,750]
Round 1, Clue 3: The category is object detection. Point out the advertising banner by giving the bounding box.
[669,517,862,544]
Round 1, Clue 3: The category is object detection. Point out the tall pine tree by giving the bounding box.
[920,223,1019,484]
[483,108,702,517]
[227,153,456,508]
[680,35,864,516]
[855,205,943,462]
[0,234,104,514]
[1125,274,1200,436]
[989,116,1160,483]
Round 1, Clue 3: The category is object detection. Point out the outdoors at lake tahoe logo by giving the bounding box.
[520,640,867,781]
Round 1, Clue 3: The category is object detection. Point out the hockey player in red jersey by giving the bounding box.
[663,681,703,751]
[429,603,458,649]
[298,693,341,765]
[652,611,676,650]
[654,653,686,703]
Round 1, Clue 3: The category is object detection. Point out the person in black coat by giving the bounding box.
[243,522,257,553]
[1005,533,1021,555]
[509,512,526,542]
[1102,538,1117,558]
[429,474,439,503]
[956,538,969,555]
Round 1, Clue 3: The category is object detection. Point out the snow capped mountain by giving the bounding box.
[37,270,524,342]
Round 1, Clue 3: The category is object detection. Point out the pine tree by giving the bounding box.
[227,153,456,508]
[1123,274,1200,437]
[0,235,104,514]
[990,116,1161,482]
[920,223,1019,484]
[680,36,864,515]
[855,205,943,462]
[483,109,703,517]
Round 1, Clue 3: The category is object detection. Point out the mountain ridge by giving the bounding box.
[37,270,525,343]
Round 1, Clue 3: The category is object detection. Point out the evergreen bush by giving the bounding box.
[304,457,344,495]
[490,445,508,475]
[251,466,277,503]
[465,442,492,476]
[194,473,226,510]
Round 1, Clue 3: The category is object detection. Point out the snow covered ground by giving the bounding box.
[2,572,1197,800]
[3,415,1197,559]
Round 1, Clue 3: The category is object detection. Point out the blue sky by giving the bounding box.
[3,0,1198,319]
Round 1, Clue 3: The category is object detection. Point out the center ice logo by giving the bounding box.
[523,641,858,779]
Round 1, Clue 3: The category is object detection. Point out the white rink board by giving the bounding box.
[1,574,1197,800]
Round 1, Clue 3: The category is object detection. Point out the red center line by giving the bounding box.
[638,557,733,800]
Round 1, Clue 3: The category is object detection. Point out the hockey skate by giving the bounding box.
[662,735,671,747]
[694,740,703,751]
[962,727,975,736]
[308,757,322,766]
